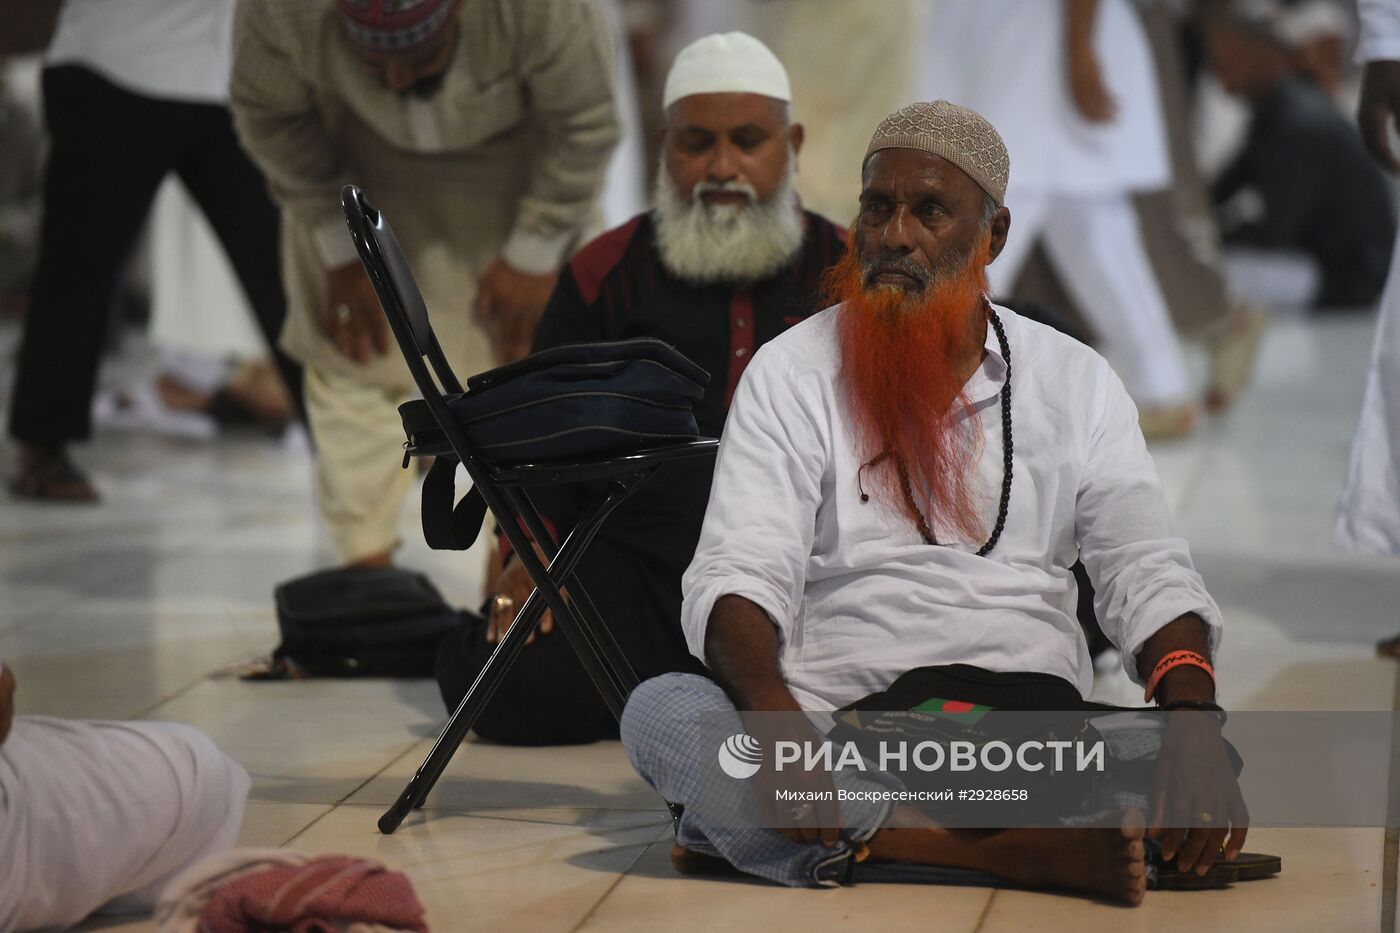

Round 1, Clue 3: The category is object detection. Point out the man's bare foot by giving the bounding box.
[993,810,1147,906]
[155,373,214,412]
[870,808,1147,906]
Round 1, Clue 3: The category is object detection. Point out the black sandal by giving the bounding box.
[1152,851,1280,890]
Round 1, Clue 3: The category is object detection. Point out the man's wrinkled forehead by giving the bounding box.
[861,149,980,201]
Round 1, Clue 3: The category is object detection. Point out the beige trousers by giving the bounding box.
[303,365,422,564]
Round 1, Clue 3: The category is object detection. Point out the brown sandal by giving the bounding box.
[10,449,98,502]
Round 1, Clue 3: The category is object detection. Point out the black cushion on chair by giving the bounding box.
[398,338,710,465]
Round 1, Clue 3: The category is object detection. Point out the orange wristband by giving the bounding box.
[1143,650,1214,703]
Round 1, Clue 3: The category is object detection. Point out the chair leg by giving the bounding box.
[378,584,551,833]
[378,511,602,833]
[508,484,642,711]
[514,482,645,692]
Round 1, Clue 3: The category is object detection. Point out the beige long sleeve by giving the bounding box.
[498,0,620,273]
[229,0,351,261]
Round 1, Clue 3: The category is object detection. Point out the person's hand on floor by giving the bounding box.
[0,663,16,747]
[1359,60,1400,173]
[474,259,557,364]
[323,262,390,364]
[1148,712,1249,876]
[487,543,565,645]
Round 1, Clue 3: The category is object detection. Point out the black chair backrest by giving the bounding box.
[340,185,464,397]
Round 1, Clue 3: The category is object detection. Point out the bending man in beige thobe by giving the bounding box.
[231,0,619,565]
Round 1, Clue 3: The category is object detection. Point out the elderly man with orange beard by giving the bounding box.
[618,101,1250,903]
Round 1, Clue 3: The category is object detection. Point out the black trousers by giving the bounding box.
[8,65,301,446]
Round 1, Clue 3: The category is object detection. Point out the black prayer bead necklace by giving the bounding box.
[859,304,1013,557]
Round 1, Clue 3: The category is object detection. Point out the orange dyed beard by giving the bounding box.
[824,236,992,543]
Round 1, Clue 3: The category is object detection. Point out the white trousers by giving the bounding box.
[0,717,249,932]
[989,189,1191,406]
[1336,231,1400,555]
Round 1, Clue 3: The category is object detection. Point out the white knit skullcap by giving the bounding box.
[866,100,1011,206]
[662,32,791,110]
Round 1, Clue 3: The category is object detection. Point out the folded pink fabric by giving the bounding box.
[196,855,427,933]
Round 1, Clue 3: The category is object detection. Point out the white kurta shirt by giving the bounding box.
[1336,0,1400,556]
[681,305,1221,711]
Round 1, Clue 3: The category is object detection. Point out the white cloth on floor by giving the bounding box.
[0,698,249,931]
[154,848,304,933]
[681,306,1221,712]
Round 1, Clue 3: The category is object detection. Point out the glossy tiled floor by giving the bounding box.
[2,312,1398,932]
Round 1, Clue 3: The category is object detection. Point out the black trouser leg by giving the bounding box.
[174,110,305,421]
[8,67,182,446]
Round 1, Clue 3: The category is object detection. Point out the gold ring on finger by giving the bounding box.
[335,304,352,325]
[787,802,814,821]
[493,594,515,614]
[1196,811,1215,824]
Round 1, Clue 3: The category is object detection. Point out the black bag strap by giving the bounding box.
[421,456,489,550]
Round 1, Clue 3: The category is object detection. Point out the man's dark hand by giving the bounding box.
[474,259,557,364]
[1147,712,1248,875]
[486,543,560,645]
[1067,44,1117,123]
[323,261,390,364]
[747,717,845,847]
[1359,60,1400,173]
[0,664,16,747]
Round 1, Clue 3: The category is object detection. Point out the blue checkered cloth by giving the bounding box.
[622,673,1167,888]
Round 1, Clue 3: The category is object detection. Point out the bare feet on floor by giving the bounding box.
[869,808,1147,906]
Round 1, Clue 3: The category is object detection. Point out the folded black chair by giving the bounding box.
[341,186,718,834]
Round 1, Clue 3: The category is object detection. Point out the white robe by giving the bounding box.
[917,0,1169,196]
[1335,0,1400,555]
[0,661,249,931]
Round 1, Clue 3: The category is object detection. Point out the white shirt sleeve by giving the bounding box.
[680,345,830,663]
[1359,0,1400,63]
[1074,364,1223,684]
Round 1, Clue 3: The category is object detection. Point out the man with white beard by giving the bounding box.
[434,32,848,745]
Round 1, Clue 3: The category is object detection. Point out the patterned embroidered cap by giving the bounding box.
[336,0,453,53]
[865,100,1010,206]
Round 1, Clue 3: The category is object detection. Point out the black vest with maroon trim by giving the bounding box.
[533,209,847,439]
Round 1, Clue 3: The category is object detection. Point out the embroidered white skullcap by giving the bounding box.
[865,100,1011,206]
[662,32,791,110]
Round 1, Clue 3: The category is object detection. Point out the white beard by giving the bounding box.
[652,155,805,285]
